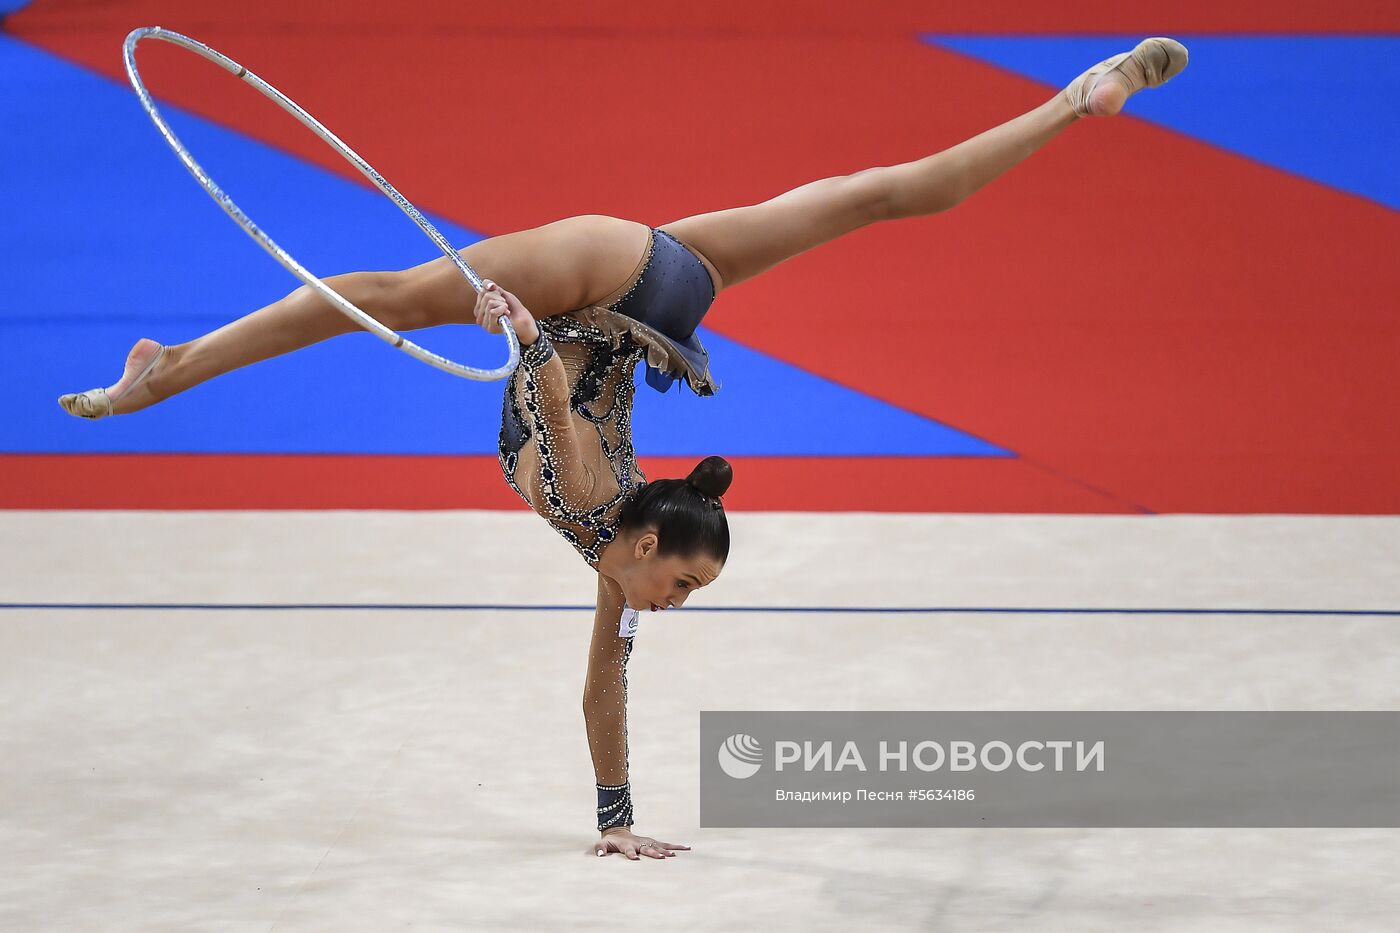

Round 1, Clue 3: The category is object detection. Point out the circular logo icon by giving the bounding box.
[718,733,763,779]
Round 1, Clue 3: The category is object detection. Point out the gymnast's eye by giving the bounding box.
[677,581,689,589]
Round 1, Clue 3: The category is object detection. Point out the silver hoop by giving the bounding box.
[121,26,519,381]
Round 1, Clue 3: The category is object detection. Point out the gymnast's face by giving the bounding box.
[624,531,723,613]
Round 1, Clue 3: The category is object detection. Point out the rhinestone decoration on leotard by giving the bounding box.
[595,635,637,830]
[604,230,657,313]
[490,250,674,834]
[498,315,649,568]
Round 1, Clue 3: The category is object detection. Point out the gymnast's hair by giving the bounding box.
[620,456,732,562]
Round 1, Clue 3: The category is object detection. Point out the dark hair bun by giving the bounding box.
[686,455,733,500]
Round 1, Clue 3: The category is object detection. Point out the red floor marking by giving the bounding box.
[12,2,1400,513]
[702,49,1400,513]
[10,0,1400,36]
[2,454,1133,512]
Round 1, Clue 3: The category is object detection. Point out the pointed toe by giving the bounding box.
[1137,37,1189,87]
[57,339,169,421]
[58,388,112,420]
[1063,36,1189,117]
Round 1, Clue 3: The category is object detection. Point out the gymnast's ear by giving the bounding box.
[633,530,659,561]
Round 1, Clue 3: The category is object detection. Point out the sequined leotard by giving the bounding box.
[495,227,718,833]
[496,226,718,569]
[499,320,649,833]
[497,314,648,568]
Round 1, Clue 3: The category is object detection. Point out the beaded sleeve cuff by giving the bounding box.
[596,781,634,832]
[519,331,556,369]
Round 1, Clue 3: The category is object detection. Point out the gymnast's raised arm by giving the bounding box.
[474,282,596,515]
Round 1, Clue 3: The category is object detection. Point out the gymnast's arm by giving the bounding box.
[585,573,636,835]
[476,282,595,513]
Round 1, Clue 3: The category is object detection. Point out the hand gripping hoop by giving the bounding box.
[122,26,520,380]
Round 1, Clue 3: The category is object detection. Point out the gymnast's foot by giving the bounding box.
[58,338,170,419]
[1062,37,1189,117]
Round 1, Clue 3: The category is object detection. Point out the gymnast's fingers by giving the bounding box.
[481,281,507,332]
[484,298,507,333]
[472,287,494,328]
[651,838,690,854]
[633,836,676,858]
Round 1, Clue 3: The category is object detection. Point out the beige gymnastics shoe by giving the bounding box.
[58,338,169,419]
[1062,37,1189,117]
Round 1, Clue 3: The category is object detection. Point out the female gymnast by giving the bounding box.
[59,39,1187,860]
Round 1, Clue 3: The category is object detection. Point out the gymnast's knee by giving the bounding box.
[876,163,967,220]
[321,270,426,331]
[844,167,899,225]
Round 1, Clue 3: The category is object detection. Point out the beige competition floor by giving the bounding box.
[3,511,1398,932]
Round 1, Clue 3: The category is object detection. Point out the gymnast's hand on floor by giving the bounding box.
[591,828,691,860]
[475,280,540,346]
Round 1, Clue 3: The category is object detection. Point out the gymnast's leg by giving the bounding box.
[659,39,1186,291]
[61,215,651,417]
[659,94,1077,291]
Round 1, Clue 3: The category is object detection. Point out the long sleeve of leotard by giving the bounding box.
[584,573,636,830]
[515,332,596,517]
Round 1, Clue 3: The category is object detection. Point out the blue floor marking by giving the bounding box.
[923,35,1400,211]
[3,35,1007,457]
[3,603,1395,617]
[630,331,1009,456]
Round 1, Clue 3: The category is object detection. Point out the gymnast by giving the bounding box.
[59,39,1187,860]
